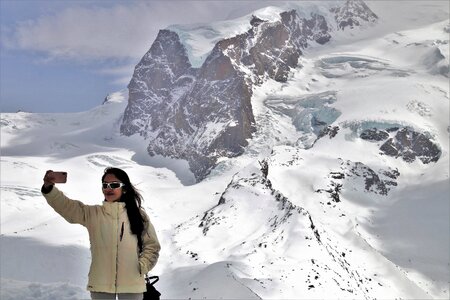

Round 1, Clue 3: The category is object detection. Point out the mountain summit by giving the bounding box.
[120,0,378,181]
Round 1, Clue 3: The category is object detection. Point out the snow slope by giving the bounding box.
[1,2,449,299]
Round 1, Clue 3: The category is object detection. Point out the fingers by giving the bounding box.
[44,170,53,179]
[43,170,55,187]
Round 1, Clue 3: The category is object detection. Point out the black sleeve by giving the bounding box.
[41,184,54,194]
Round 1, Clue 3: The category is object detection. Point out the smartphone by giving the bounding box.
[51,171,67,183]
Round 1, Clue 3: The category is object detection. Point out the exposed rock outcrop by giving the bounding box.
[380,127,441,163]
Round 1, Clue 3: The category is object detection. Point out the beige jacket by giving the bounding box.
[43,187,160,293]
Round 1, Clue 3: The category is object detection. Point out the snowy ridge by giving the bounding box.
[170,156,430,299]
[169,0,377,68]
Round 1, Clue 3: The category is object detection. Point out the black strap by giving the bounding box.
[145,275,159,285]
[144,275,161,300]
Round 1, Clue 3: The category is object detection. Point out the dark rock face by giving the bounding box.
[316,180,343,202]
[120,2,378,181]
[121,28,257,180]
[317,160,400,198]
[331,0,378,29]
[347,162,399,196]
[250,9,332,82]
[380,128,441,163]
[357,126,441,164]
[318,125,340,140]
[121,30,195,138]
[360,128,389,141]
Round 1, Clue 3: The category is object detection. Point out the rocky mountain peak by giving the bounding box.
[120,1,379,181]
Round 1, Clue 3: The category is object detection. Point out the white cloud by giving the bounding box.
[96,63,136,86]
[1,0,282,87]
[5,0,449,63]
[8,2,164,61]
[4,1,282,62]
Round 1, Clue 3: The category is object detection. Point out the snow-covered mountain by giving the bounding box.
[1,1,449,299]
[120,0,378,181]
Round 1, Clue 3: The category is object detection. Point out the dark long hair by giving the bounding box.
[102,167,145,251]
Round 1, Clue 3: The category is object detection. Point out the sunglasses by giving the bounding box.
[102,182,125,189]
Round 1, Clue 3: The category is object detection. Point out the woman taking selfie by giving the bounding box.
[41,167,160,300]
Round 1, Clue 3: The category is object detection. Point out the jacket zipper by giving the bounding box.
[114,205,120,293]
[120,222,124,241]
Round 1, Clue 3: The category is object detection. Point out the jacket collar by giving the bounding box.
[102,201,126,215]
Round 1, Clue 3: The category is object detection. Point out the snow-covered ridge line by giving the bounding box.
[168,0,377,68]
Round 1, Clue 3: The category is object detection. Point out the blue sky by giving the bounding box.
[0,0,132,112]
[0,0,279,113]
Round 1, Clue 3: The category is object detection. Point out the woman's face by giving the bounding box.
[102,174,124,202]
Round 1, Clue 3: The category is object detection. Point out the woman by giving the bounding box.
[41,167,161,300]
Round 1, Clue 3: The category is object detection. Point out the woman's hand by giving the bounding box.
[43,170,56,188]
